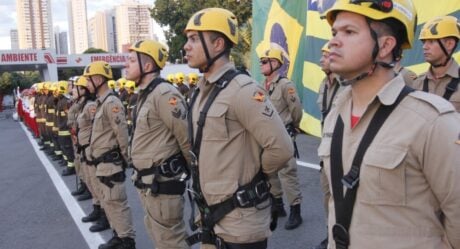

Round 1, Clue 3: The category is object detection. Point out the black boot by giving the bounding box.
[272,197,287,217]
[118,237,136,249]
[77,188,92,201]
[50,154,59,160]
[310,237,328,249]
[59,159,67,167]
[82,204,102,222]
[62,167,76,176]
[90,210,110,232]
[285,204,302,230]
[98,231,121,249]
[71,181,87,196]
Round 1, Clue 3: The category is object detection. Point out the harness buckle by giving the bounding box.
[236,190,250,207]
[254,181,269,199]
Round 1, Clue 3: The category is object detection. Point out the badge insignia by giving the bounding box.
[288,87,296,94]
[253,91,265,102]
[290,96,296,103]
[89,106,96,114]
[172,108,182,119]
[262,105,274,117]
[114,116,121,125]
[168,97,177,106]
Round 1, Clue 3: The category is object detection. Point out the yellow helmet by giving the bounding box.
[321,42,330,53]
[419,16,460,40]
[74,76,88,87]
[117,78,126,89]
[188,73,198,84]
[83,61,113,79]
[37,82,44,92]
[108,80,116,89]
[129,40,169,69]
[58,80,68,95]
[185,8,238,45]
[125,80,136,92]
[325,0,417,49]
[260,48,285,65]
[43,82,51,92]
[175,72,185,83]
[167,74,175,83]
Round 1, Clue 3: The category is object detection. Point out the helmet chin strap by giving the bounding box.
[340,19,396,86]
[263,60,282,76]
[135,52,158,86]
[89,76,107,98]
[431,40,457,68]
[198,31,229,73]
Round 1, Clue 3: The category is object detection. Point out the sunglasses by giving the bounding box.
[260,59,270,65]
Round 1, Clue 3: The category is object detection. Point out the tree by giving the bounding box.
[151,0,252,66]
[84,47,108,54]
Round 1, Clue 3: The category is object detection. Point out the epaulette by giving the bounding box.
[233,73,253,87]
[159,83,171,95]
[409,91,455,114]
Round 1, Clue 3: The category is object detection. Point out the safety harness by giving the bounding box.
[330,86,413,249]
[422,68,460,101]
[130,77,189,195]
[186,69,271,248]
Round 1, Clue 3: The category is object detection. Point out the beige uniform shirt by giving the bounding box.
[318,75,460,249]
[67,99,81,129]
[190,62,294,243]
[90,90,129,176]
[412,59,460,112]
[77,99,96,156]
[266,75,303,127]
[316,75,344,124]
[130,77,190,183]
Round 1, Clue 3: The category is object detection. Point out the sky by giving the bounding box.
[0,0,165,50]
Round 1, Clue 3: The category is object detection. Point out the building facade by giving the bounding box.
[16,0,54,50]
[115,2,153,53]
[67,0,89,54]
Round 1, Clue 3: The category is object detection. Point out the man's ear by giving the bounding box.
[377,35,397,59]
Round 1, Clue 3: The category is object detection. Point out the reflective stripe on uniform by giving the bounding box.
[58,130,71,136]
[47,109,55,114]
[46,122,54,126]
[67,162,74,167]
[55,151,63,155]
[52,127,59,132]
[60,112,67,117]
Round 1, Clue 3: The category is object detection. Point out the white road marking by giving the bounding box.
[20,123,105,249]
[296,160,321,170]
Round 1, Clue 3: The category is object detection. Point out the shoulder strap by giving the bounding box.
[268,76,286,96]
[321,81,340,126]
[129,77,165,144]
[330,85,414,249]
[188,69,241,158]
[443,68,460,100]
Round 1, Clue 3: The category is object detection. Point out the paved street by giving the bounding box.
[0,117,327,249]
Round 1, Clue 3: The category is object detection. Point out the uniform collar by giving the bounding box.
[427,59,460,80]
[138,72,161,91]
[96,89,112,105]
[203,62,236,85]
[334,74,406,109]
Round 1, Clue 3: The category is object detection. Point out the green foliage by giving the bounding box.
[0,71,41,94]
[151,0,252,66]
[83,47,108,54]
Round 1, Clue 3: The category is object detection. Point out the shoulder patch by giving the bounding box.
[168,96,178,106]
[159,83,172,95]
[252,90,266,102]
[409,91,455,114]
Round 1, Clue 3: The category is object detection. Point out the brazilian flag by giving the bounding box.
[252,0,460,137]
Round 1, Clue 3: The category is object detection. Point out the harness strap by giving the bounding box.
[331,86,413,249]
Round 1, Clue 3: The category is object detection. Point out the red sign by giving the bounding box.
[1,53,38,62]
[90,55,127,63]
